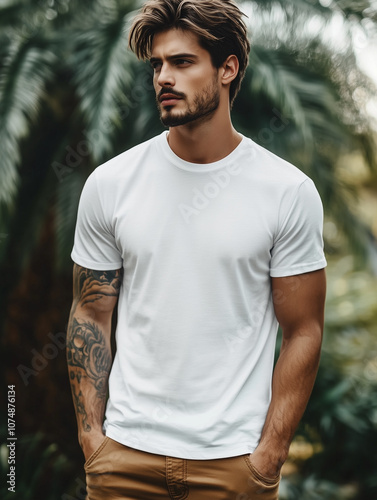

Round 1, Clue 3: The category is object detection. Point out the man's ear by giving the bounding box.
[220,55,239,85]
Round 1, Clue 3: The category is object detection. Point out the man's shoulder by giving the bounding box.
[94,133,163,180]
[242,136,309,187]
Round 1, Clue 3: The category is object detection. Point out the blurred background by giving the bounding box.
[1,0,377,499]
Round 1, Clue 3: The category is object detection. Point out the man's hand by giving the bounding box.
[248,446,284,480]
[80,430,107,462]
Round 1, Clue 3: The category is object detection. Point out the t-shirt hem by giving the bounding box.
[105,427,257,460]
[270,257,327,278]
[71,252,122,271]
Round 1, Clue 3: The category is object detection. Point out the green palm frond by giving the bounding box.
[117,60,164,144]
[335,0,377,22]
[0,0,104,31]
[68,6,138,163]
[0,0,34,25]
[248,46,338,155]
[0,33,56,218]
[249,0,377,23]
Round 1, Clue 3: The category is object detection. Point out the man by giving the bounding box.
[67,0,327,498]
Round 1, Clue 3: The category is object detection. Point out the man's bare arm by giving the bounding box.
[66,264,122,460]
[250,269,326,478]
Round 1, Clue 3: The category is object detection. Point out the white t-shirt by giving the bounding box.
[71,131,327,460]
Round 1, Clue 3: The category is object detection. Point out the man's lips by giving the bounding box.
[159,93,183,106]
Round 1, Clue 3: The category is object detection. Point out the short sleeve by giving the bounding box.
[71,170,123,270]
[270,178,327,277]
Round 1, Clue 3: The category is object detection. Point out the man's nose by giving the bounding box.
[157,63,175,88]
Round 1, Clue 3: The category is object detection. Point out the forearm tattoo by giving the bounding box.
[75,267,122,307]
[67,266,122,432]
[67,319,112,394]
[71,385,91,432]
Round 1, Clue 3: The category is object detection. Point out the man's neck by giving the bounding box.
[167,112,242,164]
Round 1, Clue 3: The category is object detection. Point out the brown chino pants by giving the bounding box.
[84,437,280,500]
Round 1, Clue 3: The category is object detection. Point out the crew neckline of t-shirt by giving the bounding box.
[158,130,246,173]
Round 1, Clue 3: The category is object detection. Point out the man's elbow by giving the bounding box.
[76,296,118,324]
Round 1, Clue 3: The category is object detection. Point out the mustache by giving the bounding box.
[158,88,185,100]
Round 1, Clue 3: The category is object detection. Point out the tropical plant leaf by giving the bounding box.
[0,34,56,217]
[68,5,139,163]
[249,0,377,23]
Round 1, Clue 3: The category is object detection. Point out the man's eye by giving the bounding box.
[175,59,191,65]
[151,62,162,71]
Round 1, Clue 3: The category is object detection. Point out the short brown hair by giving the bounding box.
[129,0,250,106]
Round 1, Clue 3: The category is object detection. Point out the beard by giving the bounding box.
[157,78,220,128]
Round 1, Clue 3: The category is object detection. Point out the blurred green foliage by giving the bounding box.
[0,431,78,500]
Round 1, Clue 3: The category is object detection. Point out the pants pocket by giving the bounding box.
[244,455,281,487]
[84,436,110,471]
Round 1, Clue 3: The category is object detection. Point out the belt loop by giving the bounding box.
[166,456,189,500]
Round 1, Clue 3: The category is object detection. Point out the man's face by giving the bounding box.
[150,28,220,127]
